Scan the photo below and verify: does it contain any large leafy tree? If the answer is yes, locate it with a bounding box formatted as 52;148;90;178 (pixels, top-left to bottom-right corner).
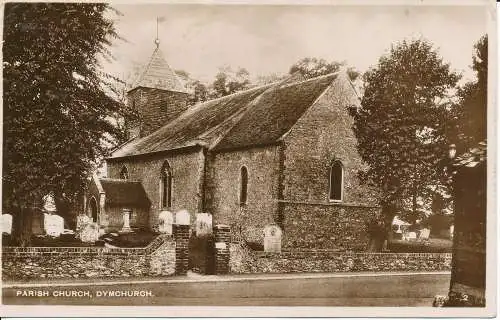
349;39;460;245
452;35;487;151
3;3;130;245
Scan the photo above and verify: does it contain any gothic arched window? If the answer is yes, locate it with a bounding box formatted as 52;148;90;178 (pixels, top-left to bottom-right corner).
161;161;172;208
240;166;248;206
329;161;343;202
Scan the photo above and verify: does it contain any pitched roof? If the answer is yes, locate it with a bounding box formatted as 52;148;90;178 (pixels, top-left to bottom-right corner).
453;141;487;169
100;179;151;207
130;47;187;93
110;72;340;158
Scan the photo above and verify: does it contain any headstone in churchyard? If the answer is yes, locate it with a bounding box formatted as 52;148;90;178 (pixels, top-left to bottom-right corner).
44;214;64;237
76;214;92;238
2;214;12;234
158;210;174;234
263;224;282;253
195;213;213;236
80;222;99;243
176;210;190;226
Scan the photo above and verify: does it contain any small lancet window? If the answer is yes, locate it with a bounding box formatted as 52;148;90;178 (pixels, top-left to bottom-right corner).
120;166;129;180
240;166;248;206
161;161;173;208
329;161;343;202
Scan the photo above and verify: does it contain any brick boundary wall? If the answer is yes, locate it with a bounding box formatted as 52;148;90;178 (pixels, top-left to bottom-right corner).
213;224;231;274
229;244;452;274
2;226;190;281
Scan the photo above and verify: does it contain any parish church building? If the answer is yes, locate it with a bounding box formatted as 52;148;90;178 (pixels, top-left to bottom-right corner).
87;42;379;251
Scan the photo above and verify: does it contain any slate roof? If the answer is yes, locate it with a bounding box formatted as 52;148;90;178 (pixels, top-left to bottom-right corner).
453;141;487;168
100;179;151;207
111;72;340;158
130;47;187;93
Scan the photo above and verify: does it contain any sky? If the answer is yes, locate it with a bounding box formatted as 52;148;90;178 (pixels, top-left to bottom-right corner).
103;3;489;84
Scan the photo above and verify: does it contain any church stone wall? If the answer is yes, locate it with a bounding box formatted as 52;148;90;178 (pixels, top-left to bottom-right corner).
107;149;204;229
280;75;379;250
206;145;280;245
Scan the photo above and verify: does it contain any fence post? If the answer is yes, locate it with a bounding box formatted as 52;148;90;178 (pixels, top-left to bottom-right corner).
213;224;231;274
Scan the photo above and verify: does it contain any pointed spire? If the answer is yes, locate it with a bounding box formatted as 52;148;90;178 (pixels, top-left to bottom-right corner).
130;46;187;93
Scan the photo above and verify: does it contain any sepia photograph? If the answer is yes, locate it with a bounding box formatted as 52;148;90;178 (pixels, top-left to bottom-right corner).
1;0;496;317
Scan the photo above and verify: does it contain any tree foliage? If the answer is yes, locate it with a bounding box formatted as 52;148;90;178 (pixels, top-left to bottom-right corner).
3;3;129;245
349;39;460;229
452;35;487;151
289;57;360;81
210;66;251;99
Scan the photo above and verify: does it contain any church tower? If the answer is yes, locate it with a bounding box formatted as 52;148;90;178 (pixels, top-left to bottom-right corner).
127;39;188;138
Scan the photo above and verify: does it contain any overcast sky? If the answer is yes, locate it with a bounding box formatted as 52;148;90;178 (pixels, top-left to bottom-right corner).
103;3;488;84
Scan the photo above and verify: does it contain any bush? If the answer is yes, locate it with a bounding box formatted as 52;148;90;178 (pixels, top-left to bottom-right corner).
388;238;452;253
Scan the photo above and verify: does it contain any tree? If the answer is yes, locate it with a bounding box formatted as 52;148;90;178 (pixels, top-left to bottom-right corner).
210;66;251;99
452;35;487;151
175;70;210;105
349;39;460;249
289;57;360;81
3;3;130;245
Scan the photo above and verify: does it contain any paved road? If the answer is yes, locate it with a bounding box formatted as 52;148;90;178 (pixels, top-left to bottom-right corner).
3;272;450;306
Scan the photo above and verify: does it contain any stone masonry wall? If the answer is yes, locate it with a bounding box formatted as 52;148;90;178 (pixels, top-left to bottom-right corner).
206;145;280;244
281;202;379;250
229;243;452;274
279;73;380;250
128;87;188;137
2;235;176;281
282;74;378;205
107;149;204;228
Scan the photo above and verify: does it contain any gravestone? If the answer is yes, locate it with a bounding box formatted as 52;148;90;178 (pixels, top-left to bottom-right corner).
158;210;174;234
76;214;92;237
44;214;64;237
176;210;190;226
2;214;12;234
80;222;99;243
263;224;282;253
195;213;213;236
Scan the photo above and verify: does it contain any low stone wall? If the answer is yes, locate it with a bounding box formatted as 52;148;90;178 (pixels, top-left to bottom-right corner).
230;243;452;274
280;201;380;251
2;235;177;281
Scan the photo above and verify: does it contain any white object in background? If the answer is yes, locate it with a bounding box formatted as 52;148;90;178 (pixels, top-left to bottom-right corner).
195;213;213;236
263;224;282;253
158;210;174;234
419;228;430;240
44;214;64;237
2;214;13;235
80;222;99;243
407;232;417;241
121;208;132;233
176;210;190;226
43;194;57;213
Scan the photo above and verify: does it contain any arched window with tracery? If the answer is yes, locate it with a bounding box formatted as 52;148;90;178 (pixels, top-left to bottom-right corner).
239;166;248;206
329;161;344;202
120;166;129;180
161;161;173;208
